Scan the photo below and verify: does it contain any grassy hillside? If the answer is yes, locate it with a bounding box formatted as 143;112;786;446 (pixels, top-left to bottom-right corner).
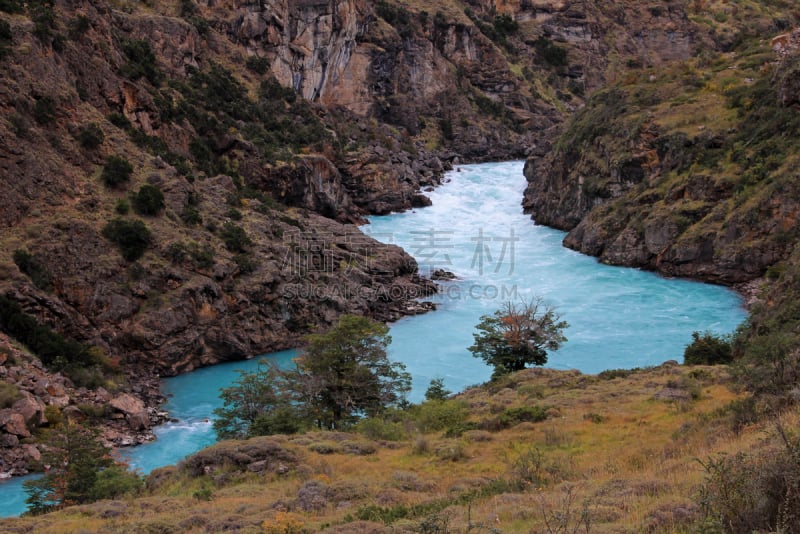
7;363;796;533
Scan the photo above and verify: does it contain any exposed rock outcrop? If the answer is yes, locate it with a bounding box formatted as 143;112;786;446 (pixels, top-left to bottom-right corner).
0;334;165;476
524;23;800;284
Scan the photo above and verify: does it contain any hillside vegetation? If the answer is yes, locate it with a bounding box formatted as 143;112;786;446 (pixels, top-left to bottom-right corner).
2;0;800;531
6;363;799;533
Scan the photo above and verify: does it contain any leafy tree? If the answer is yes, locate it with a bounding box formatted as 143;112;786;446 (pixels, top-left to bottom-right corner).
684;331;733;365
102;218;152;261
131;184;165;216
469;299;568;378
213;315;410;435
213;362;291;439
24;420;141;514
289;315;410;429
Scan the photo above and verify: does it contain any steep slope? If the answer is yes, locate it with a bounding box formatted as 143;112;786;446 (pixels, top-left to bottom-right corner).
523;2;800;284
0;0;708;467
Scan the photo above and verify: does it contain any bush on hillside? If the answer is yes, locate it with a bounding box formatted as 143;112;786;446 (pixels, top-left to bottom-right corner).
102;218;152;261
131;184;165;216
684;331;733;365
78;123;104;149
101;155;134;187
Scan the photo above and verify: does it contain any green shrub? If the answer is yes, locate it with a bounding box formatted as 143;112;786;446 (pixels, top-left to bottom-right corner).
439;117;453;140
245;56;270;75
188;242;214;269
481;406;549;432
697;431;800;532
583;412;604;423
181;205;202;226
193;487;213;501
114;198;130;215
410;400;468;433
0;0;24;13
434;441;467;462
29;0;56;43
443;421;479;438
355;417;407;441
101;155;133;188
0;295;93;371
499;406;548;426
165;242;186;264
120;39;162;85
13;249;52;291
0;19;11;59
77;123;104;149
535;37;568;67
684;331;733;365
67;15;90;40
233;253;257;274
89;465;143;501
107;112;131;129
102;218;152;261
33;96;57;124
598;367;641;380
131;184;165;216
308;441;340;454
493;13;518;37
509;445;548;485
249;406;306;436
219;222;252;253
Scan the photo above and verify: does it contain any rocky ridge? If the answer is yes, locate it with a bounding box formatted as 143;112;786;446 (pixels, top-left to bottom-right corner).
523;4;800;284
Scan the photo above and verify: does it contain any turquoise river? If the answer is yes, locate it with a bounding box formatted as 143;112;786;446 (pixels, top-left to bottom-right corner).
0;160;747;517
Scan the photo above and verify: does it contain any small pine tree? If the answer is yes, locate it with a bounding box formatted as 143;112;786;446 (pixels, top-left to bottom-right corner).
424;377;452;401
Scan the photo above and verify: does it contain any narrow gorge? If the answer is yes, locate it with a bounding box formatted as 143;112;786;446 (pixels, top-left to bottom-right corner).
2;0;800;530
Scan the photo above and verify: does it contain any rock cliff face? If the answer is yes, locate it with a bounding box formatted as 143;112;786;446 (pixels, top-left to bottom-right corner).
2;0;618;472
523;3;800;284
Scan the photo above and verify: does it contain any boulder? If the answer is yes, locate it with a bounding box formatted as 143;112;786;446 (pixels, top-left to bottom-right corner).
21;444;41;462
0;433;20;448
109;393;146;416
12;397;46;427
127;410;150;431
3;413;31;438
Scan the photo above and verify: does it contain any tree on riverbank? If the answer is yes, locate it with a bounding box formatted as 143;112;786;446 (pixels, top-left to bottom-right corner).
469;299;568;378
23;420;142;514
214;315;410;436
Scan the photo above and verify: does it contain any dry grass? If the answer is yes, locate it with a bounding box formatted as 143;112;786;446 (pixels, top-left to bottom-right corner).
2;363;785;533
